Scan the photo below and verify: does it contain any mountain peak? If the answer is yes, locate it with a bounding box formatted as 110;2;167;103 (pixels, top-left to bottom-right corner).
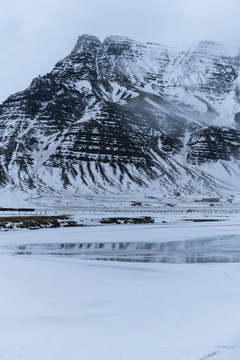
72;34;101;52
103;35;137;45
188;40;240;58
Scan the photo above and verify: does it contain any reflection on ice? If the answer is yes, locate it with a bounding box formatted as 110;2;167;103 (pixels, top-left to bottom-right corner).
2;234;240;263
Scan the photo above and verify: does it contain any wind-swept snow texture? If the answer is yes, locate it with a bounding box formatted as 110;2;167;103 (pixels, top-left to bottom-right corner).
1;35;240;197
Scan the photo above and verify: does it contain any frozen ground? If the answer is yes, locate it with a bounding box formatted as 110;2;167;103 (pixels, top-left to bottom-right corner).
0;215;240;359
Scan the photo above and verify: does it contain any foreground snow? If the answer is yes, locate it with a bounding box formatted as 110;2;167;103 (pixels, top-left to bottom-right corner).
1;222;240;359
0;256;240;360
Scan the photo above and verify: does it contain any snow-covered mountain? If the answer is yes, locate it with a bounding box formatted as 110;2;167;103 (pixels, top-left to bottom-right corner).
1;34;240;198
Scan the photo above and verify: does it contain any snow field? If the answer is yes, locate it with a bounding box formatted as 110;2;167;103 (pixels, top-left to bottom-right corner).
0;255;240;360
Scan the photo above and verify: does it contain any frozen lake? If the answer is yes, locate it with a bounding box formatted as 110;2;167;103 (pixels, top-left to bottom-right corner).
3;234;240;263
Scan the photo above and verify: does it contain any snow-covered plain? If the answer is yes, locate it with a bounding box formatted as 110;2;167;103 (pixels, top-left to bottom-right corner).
1;212;240;360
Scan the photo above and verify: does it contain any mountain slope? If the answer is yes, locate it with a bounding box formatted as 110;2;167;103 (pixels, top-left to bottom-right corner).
1;34;240;198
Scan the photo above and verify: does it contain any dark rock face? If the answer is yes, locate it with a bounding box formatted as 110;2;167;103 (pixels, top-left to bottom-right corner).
187;127;240;164
1;35;240;195
234;112;240;125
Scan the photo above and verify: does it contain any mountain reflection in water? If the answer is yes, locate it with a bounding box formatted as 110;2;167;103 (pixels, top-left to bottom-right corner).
2;235;240;264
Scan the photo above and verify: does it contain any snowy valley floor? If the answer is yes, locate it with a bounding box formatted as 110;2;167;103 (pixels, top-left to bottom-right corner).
0;217;240;359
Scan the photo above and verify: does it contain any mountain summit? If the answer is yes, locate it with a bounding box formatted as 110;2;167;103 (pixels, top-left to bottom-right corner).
0;35;240;197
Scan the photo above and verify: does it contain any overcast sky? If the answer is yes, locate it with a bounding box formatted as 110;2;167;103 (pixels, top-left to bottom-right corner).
0;0;240;102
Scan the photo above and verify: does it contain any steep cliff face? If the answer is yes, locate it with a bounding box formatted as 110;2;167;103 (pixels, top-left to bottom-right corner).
1;34;240;197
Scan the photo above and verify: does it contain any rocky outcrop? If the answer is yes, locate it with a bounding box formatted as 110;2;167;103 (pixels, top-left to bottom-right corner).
187;127;240;164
